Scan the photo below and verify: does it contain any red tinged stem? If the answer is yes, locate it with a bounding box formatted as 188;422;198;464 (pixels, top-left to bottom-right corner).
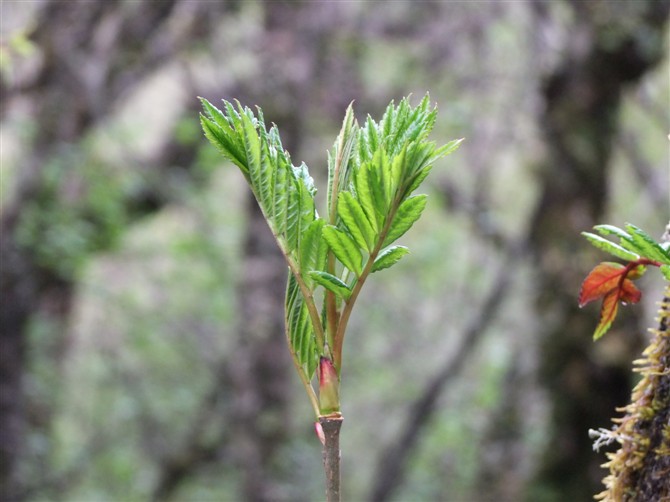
319;356;340;415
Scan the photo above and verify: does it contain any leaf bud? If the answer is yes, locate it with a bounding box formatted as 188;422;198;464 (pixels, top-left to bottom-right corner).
314;421;326;445
318;356;340;415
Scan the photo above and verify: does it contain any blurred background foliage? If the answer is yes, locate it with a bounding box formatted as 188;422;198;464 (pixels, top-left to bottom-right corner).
1;1;668;501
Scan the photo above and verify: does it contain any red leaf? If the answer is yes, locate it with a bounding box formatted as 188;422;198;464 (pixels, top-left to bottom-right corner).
594;290;619;340
620;279;641;305
579;262;626;307
579;261;646;340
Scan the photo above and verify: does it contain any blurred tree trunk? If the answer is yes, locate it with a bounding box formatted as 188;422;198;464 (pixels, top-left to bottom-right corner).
526;1;670;499
0;2;228;499
230;198;294;501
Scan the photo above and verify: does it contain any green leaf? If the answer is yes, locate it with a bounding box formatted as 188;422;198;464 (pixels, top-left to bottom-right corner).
389;143;408;197
285;273;319;379
661;264;670;281
300;219;327;285
381;99;396;143
385;95;436;157
360;116;379;163
283;170;316;253
592;224;647;260
271;158;289;235
338;192;376;251
284;180;302;251
323;225;363;276
383;194;428;247
327;103;358;218
434;138;464;157
199;101;248;174
240;108;272;210
200;99;317;260
594;224;634;246
353;163;381;231
625;224;670;264
404;164;433;198
368;151;390;217
582;232;640;261
309;271;352;300
371;246;410;273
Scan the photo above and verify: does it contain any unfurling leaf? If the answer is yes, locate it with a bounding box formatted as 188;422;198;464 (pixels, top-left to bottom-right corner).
579;262;626;307
579;261;643;340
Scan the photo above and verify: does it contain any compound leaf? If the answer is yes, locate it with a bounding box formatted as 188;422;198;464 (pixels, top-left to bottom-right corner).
625;224;670;264
582;232;639;261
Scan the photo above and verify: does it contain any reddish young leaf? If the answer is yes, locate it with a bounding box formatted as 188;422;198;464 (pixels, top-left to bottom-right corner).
579;261;646;340
579;262;626;307
594;290;620;340
619;279;641;305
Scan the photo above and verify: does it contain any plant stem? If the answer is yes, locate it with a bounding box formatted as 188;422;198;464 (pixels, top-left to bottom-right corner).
333;200;399;370
319;413;343;502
